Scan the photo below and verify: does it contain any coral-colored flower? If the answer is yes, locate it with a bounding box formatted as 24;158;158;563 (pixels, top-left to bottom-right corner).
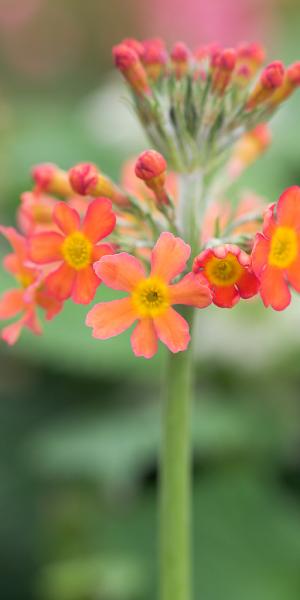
193;244;259;308
28;199;116;304
86;232;212;358
252;186;300;310
0;226;62;345
18;191;58;235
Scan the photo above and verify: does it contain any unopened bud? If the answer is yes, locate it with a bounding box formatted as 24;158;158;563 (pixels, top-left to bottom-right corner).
211;48;237;94
246;61;285;109
31;163;73;197
68;162;130;208
237;42;266;77
121;37;144;57
142;38;168;82
135;150;169;205
269;61;300;105
171;42;190;79
113;43;151;96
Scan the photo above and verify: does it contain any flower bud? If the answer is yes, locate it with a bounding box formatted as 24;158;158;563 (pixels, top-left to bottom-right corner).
211;48;237;94
135;150;169;205
269;61;300;105
246;61;285;109
237;42;265;77
112;43;151;96
68;162;130;207
31;163;73;197
121;37;144;57
171;42;190;79
142;38;168;82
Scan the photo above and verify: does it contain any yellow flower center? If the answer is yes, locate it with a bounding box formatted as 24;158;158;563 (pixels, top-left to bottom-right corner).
205;254;243;287
62;232;92;270
131;277;170;318
269;226;298;268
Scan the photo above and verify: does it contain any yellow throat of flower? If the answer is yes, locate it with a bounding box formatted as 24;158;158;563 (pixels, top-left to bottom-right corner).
131;276;170;318
269;226;298;269
62;232;92;270
205;254;243;287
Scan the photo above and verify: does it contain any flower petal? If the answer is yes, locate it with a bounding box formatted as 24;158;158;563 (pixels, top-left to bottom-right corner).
94;253;145;291
82;198;116;242
0;226;26;261
277;186;300;229
0;289;24;319
237;269;260;299
260;265;291;310
131;319;158;358
2;319;24;345
45;262;76;301
154;307;190;353
287;257;300;293
53;202;80;234
92;243;115;262
213;285;240;308
86;297;136;339
151;232;191;283
36;289;63;320
3;253;19;275
169;273;212;307
72;266;100;304
29;232;64;263
251;233;270;277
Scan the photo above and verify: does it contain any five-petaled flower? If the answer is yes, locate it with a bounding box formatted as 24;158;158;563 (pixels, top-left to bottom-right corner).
28;198;116;304
193;244;259;308
251;186;300;310
86;232;212;358
0;226;62;345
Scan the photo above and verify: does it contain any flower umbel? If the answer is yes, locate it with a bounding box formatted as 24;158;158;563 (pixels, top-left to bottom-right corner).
86;232;212;358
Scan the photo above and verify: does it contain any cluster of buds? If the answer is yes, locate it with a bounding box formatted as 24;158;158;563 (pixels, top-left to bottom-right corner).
1;38;300;358
113;37;300;173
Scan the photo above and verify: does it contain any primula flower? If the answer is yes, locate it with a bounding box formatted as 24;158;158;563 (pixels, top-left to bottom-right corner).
193;244;259;308
252;186;300;310
0;226;62;345
86;232;212;358
28;198;116;304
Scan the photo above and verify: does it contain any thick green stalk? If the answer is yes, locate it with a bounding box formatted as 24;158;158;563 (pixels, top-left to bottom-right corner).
160;309;194;600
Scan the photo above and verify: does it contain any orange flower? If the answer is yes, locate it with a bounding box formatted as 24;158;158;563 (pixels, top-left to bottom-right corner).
86;232;212;358
193;244;259;308
28;199;116;304
0;226;62;345
252;186;300;310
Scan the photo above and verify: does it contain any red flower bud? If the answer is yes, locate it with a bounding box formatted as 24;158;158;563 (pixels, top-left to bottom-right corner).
142;38;168;81
287;61;300;85
69;162;130;207
121;37;144;58
268;61;300;106
211;48;237;94
171;42;190;78
113;43;151;96
237;42;265;68
31;163;72;197
247;61;285;109
135;150;169;205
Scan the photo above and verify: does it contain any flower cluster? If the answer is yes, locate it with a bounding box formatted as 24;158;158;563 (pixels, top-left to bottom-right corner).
1;38;300;357
113;38;300;172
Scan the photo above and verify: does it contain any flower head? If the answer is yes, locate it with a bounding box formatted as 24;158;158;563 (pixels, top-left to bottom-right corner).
193;244;259;308
0;226;62;344
252;186;300;310
86;232;212;358
28;198;116;304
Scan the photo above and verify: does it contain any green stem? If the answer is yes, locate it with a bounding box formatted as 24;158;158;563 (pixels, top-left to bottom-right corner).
160;316;194;600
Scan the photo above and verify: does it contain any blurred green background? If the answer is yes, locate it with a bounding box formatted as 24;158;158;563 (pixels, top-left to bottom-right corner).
1;1;300;599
